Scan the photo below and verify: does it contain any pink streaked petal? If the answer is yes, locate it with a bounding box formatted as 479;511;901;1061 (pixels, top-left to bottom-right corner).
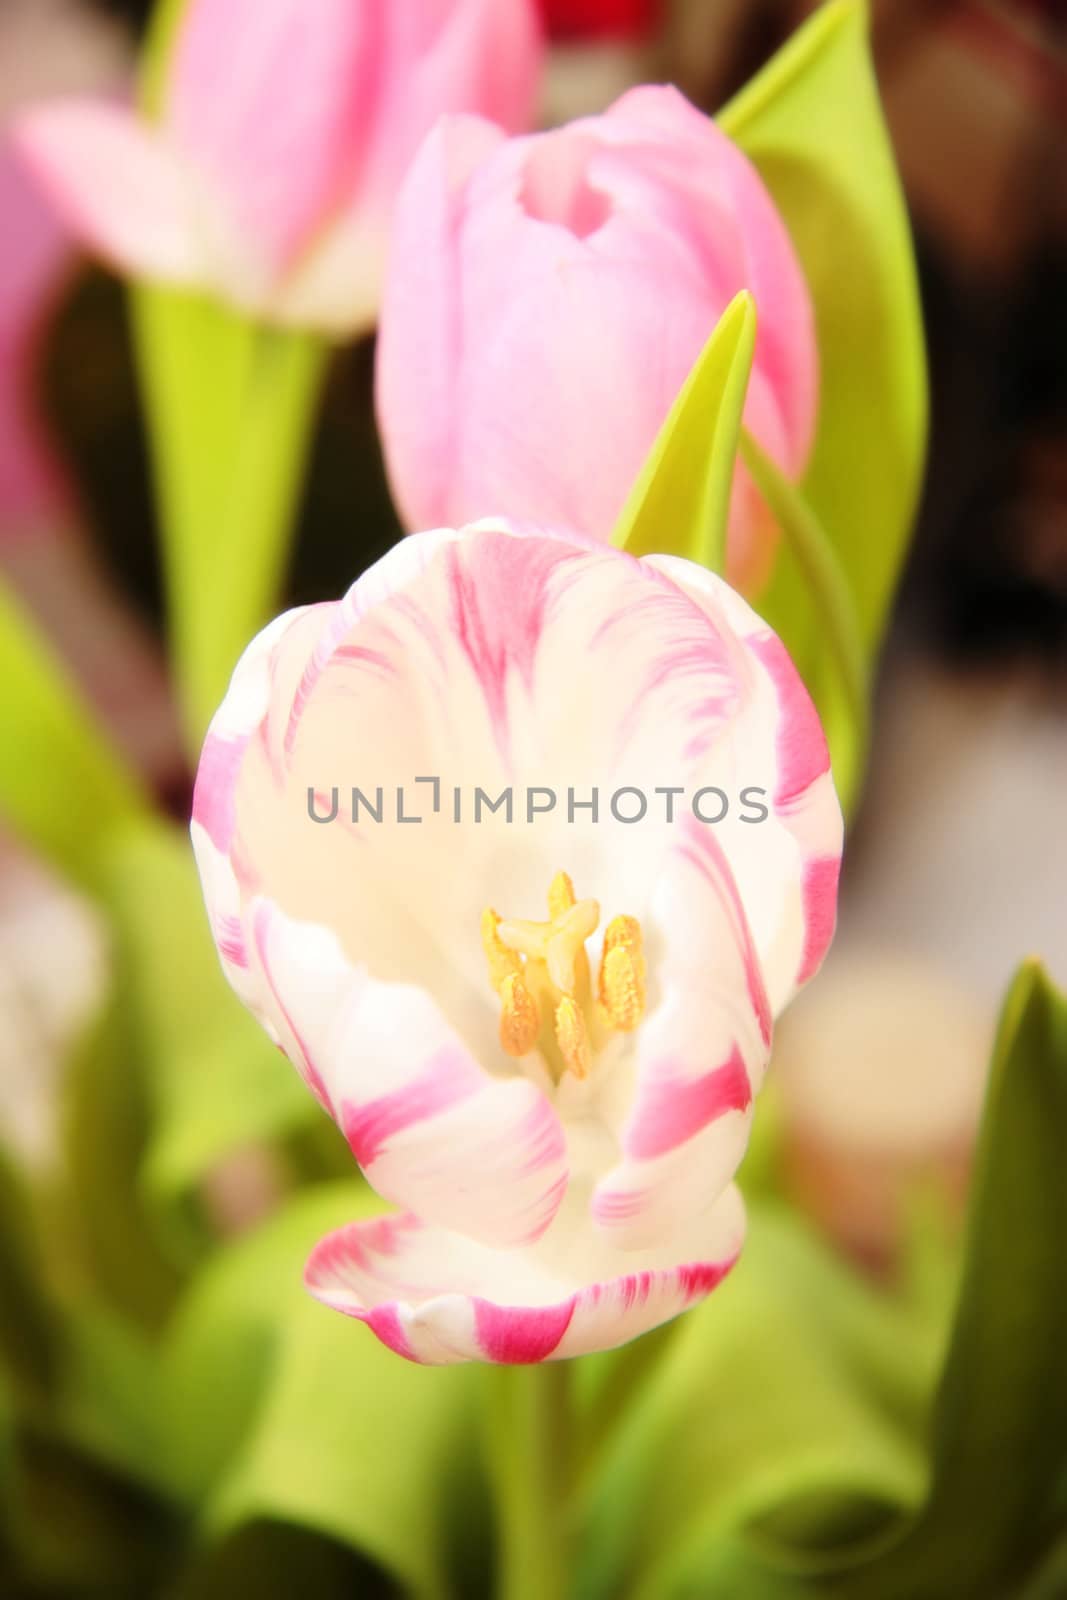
14;101;205;285
747;631;831;810
168;0;375;274
797;853;842;986
626;1045;752;1162
192;605;316;854
640;554;843;1012
593;820;766;1250
304;1188;745;1365
251;901;568;1249
189;823;278;1046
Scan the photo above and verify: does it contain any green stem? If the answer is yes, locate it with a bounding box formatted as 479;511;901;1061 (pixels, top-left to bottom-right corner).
488;1362;573;1600
132;284;328;754
740;428;871;810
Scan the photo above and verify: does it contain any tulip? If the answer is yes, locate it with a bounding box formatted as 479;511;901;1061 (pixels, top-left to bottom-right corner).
377;87;817;590
192;522;841;1363
14;0;544;335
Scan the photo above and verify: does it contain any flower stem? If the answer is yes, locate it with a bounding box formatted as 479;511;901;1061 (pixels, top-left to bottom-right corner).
487;1362;572;1600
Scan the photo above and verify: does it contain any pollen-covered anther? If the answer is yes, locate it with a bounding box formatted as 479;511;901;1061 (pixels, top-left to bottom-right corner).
555;995;591;1080
481;907;522;994
547;870;577;918
598;915;647;1031
499;972;540;1057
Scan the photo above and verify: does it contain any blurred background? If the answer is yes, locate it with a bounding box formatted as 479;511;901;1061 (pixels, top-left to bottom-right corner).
2;0;1063;1259
0;2;1064;1594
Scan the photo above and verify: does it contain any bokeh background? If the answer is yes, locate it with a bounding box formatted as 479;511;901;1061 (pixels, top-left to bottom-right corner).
0;0;1064;1588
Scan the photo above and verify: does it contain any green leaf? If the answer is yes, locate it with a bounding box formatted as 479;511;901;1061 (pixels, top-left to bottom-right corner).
0;579;147;892
739;430;869;811
848;963;1067;1598
161;1184;483;1600
613;292;755;571
578;1206;934;1600
0;1151;58;1399
95;820;316;1232
173;1520;400;1600
61;993;182;1328
720;0;927;695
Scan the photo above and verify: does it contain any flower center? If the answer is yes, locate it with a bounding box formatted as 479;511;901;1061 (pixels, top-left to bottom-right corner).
481;871;646;1080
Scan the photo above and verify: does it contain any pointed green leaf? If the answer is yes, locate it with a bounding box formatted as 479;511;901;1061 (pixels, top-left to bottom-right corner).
162;1185;483;1600
721;0;927;667
848;963;1067;1598
613;292;755;571
0;580;147;891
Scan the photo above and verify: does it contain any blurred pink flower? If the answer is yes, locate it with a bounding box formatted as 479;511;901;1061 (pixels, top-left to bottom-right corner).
377;87;817;591
14;0;544;334
191;521;841;1363
0;135;72;536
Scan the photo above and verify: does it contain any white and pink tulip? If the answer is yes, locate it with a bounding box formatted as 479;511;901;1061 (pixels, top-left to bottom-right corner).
14;0;544;335
191;521;842;1364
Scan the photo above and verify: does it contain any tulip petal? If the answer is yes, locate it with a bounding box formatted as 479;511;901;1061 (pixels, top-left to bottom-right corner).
249;899;568;1250
13;101;205;286
305;1185;745;1364
167;0;374;274
592;817;768;1249
644;554;843;1011
376;116;510;528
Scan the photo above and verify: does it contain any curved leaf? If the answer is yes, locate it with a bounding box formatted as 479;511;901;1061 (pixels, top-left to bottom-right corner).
161;1184;483;1600
721;0;927;687
613;292;755;571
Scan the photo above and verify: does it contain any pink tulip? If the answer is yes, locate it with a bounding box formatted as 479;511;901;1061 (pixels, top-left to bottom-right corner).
377;87;817;590
192;521;841;1363
14;0;544;334
0;134;72;535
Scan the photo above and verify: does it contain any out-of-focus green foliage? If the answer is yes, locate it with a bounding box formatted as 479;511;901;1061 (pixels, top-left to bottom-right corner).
0;579;148;893
613;292;755;571
96;820;316;1234
576;1205;942;1600
0;1153;58;1400
159;1184;484;1600
722;0;927;673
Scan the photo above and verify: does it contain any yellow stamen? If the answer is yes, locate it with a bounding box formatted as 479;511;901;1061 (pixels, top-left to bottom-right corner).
499;972;540;1057
481;907;521;994
483;875;647;1075
555;996;591;1080
547;870;576;918
598;915;646;1031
